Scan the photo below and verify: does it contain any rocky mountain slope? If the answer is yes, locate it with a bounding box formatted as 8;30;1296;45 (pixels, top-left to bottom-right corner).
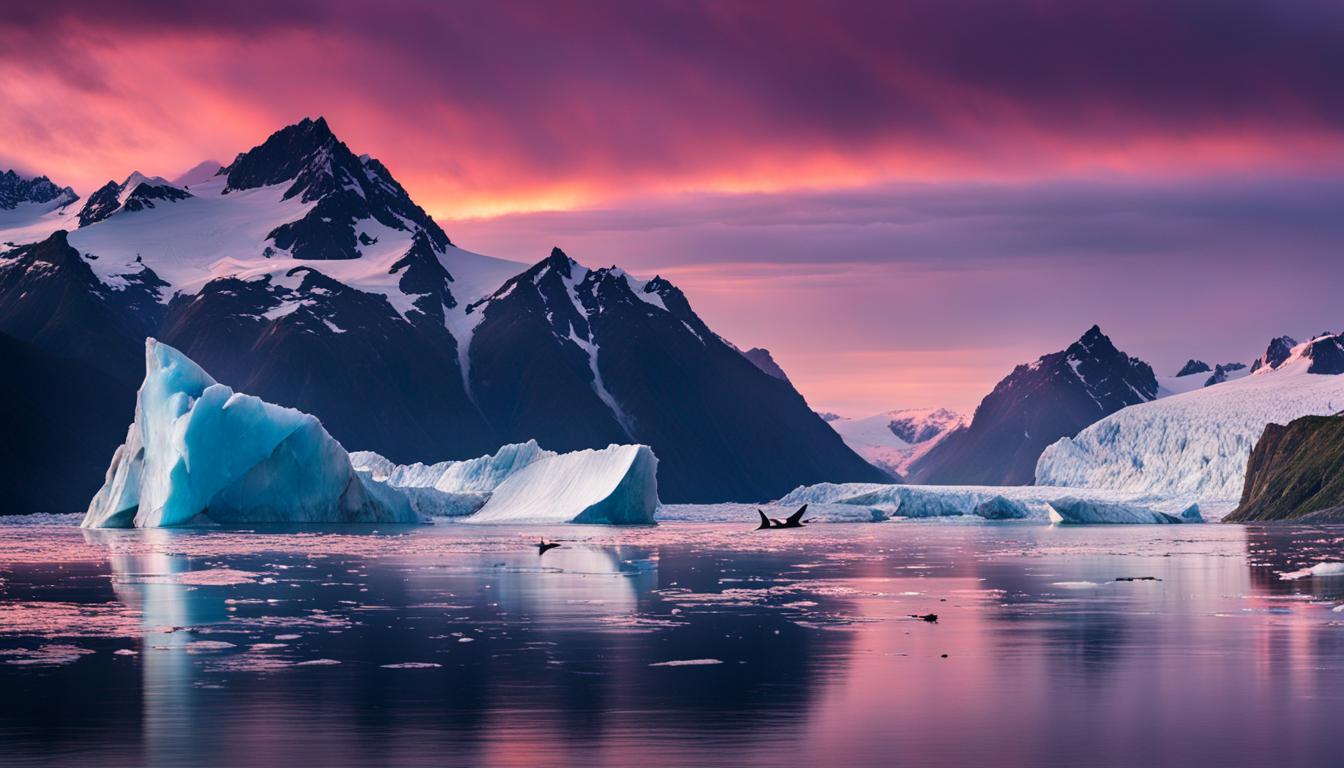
1224;414;1344;522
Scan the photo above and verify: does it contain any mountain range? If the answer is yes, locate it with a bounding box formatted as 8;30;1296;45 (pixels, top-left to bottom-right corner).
0;117;883;511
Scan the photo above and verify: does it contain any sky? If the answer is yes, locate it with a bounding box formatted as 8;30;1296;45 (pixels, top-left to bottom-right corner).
2;0;1342;414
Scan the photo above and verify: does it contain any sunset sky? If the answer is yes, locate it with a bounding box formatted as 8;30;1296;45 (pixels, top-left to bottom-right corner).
3;0;1342;414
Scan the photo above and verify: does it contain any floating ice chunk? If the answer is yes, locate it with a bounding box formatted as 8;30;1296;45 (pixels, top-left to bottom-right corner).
1045;498;1202;525
463;444;659;525
1284;562;1344;580
82;339;417;528
776;482;1201;524
649;658;723;667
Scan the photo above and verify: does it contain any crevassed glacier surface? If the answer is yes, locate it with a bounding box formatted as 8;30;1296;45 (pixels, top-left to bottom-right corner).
774;483;1204;524
83;339;415;528
1036;341;1344;504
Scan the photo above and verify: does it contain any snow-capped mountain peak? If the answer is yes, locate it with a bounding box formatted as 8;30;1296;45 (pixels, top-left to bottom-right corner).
0;171;80;246
1;119;884;506
77;172;191;227
1250;335;1298;373
828;407;967;478
0;170;78;210
171;160;224;188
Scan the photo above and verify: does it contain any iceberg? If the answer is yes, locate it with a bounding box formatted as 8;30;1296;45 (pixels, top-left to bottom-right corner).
351;441;659;524
350;441;556;518
81;340;660;528
774;482;1203;524
464;444;659;525
83;339;416;528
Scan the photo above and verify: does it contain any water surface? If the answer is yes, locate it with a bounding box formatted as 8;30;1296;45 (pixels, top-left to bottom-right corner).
3;520;1344;767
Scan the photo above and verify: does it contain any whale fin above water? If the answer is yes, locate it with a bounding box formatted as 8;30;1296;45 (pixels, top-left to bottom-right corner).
781;504;808;528
756;509;773;530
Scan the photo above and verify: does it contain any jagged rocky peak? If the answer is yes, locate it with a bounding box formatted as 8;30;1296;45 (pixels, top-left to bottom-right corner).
1251;335;1299;373
1057;325;1158;401
77;171;190;227
221;116;344;197
0;169;78;210
1176;359;1211;377
219;116;449;260
906;325;1155;486
743;348;790;382
1302;332;1344;375
1203;362;1247;387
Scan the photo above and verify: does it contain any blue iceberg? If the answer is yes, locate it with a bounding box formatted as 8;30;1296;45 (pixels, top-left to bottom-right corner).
82;339;415;528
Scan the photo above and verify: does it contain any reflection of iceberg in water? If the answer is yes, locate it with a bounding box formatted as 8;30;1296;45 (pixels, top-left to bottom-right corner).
85;529;228;765
485;545;658;621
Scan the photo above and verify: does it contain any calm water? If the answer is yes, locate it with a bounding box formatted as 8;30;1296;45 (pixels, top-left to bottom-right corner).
4;520;1344;767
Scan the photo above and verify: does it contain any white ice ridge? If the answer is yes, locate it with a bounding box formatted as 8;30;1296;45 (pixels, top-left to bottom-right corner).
464;444;659;525
774;483;1203;524
350;441;557;518
1036;338;1344;504
83;339;415;528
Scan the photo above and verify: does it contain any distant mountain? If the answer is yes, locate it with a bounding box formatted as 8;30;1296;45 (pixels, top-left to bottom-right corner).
1250;335;1297;372
463;248;882;501
172;160;223;188
1204;362;1247;386
829;407;965;478
907;325;1157;485
1225;414;1344;522
0;170;79;248
0;117;882;509
1176;359;1210;377
0;170;77;210
743;347;790;382
78;172;191;226
1038;333;1344;507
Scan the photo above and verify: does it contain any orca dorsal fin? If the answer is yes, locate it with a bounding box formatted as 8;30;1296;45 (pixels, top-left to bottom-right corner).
756;509;773;530
785;504;808;526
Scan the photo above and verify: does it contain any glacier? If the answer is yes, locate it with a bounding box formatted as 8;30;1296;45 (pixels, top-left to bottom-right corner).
1036;336;1344;509
772;483;1203;524
83;339;416;528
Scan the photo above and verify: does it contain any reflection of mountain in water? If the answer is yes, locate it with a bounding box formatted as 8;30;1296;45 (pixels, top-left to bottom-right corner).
60;533;852;766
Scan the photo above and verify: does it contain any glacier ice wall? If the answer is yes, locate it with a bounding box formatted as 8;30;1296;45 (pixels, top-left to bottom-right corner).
464;444;659;525
83;339;416;528
1036;352;1344;503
